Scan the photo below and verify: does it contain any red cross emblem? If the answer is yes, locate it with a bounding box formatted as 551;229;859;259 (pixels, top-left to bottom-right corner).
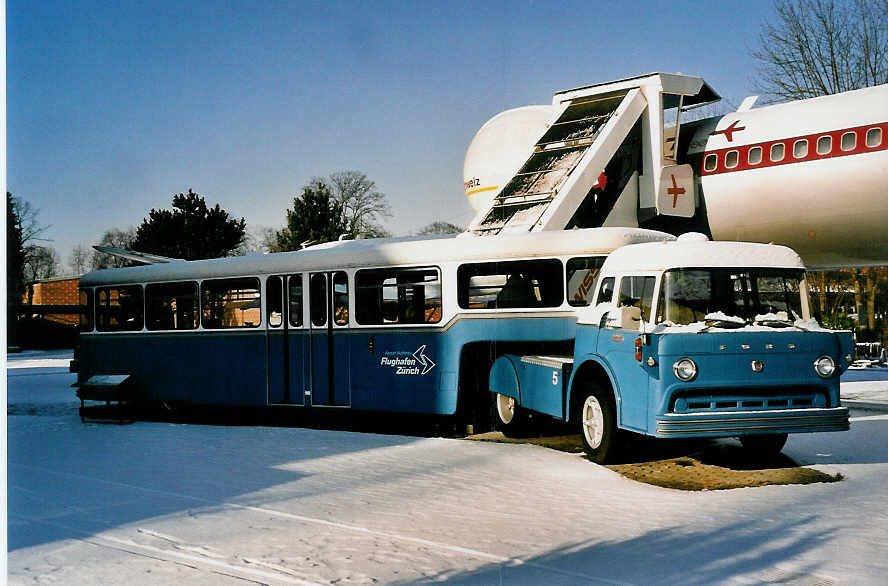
667;175;685;208
711;120;746;142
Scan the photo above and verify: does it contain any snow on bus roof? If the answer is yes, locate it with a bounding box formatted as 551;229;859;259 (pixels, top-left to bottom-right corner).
601;234;805;273
80;227;674;287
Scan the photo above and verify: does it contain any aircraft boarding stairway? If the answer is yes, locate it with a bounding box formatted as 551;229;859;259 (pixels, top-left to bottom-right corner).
467;73;720;236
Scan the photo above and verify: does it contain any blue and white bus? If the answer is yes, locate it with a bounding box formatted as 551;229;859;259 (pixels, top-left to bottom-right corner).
73;227;672;426
489;234;853;462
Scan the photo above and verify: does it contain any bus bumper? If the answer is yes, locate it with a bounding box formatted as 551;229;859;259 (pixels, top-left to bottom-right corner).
655;406;850;437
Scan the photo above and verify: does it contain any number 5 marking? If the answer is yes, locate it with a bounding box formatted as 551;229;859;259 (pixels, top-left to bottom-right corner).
552;370;559;386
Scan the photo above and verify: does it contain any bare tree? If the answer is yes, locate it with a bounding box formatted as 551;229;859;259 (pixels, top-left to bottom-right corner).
234;225;277;255
752;0;888;101
90;227;137;269
23;246;61;303
24;245;60;281
69;244;91;274
754;0;888;344
416;221;464;235
13;195;49;245
327;171;392;238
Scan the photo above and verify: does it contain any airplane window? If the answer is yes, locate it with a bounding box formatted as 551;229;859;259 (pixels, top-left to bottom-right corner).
748;146;762;165
793;139;808;159
770;143;785;162
816;136;831;155
841;132;856;151
725;150;739;168
866;128;882;148
703;154;717;172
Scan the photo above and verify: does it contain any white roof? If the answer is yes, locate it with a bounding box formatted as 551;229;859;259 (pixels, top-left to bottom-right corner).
80;227;674;287
601;235;805;273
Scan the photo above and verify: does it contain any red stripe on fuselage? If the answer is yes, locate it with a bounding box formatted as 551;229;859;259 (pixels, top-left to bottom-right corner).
698;122;888;176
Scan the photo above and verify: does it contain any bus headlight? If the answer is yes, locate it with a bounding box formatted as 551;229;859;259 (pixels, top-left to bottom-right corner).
814;355;836;378
673;358;698;382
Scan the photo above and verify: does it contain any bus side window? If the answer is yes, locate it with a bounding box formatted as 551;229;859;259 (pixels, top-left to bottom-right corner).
146;281;199;330
310;273;327;327
201;278;261;329
567;256;605;307
457;259;563;309
333;271;349;326
618;276;656;321
96;285;144;332
355;267;442;325
267;276;283;327
595;277;615;305
288;275;303;327
79;288;94;332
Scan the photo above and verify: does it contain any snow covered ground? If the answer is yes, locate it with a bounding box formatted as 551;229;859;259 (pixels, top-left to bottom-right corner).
7;351;888;585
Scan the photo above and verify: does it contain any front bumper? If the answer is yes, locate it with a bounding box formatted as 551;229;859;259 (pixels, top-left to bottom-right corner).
655;406;850;437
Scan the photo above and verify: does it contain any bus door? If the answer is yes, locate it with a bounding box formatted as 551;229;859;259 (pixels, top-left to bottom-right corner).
597;275;656;432
266;274;307;405
308;271;351;406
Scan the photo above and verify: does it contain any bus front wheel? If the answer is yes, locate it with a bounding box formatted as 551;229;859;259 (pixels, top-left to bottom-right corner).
576;384;618;464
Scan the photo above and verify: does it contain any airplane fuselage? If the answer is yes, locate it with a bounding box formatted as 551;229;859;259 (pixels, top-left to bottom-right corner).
681;84;888;268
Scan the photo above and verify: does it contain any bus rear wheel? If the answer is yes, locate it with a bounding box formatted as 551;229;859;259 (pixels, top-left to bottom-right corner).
576;384;618;464
494;393;529;437
739;433;788;457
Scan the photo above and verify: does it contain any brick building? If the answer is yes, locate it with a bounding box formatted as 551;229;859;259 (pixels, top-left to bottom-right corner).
24;275;82;325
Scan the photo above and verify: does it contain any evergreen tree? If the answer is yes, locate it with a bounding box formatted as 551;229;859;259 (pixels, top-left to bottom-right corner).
131;189;246;260
272;180;349;251
7;193;26;306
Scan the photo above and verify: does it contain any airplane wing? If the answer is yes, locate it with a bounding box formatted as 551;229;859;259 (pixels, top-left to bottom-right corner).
91;246;184;264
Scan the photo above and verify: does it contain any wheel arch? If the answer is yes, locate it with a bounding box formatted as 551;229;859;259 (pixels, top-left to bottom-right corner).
489;354;521;404
566;357;620;425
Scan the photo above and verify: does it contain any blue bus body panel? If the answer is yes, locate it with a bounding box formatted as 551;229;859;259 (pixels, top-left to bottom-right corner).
489;355;566;419
588;326;650;432
565;325;851;439
267;330;308;405
310;332;330;405
79;332;269;406
349;330;445;413
517;362;565;418
488;355;521;402
650;330;849;437
78;315;576;416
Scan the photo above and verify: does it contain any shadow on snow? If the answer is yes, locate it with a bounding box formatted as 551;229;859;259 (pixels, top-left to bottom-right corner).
392;517;835;586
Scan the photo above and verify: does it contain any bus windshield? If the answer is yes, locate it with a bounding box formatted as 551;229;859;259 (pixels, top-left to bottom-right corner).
656;268;808;327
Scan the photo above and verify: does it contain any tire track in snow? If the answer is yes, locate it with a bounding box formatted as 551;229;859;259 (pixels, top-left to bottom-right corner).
9;512;321;585
10;461;630;585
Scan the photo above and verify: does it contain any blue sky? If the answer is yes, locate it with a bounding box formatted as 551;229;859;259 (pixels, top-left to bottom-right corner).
7;0;776;268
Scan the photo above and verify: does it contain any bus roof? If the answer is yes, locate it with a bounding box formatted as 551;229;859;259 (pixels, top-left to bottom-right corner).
601;234;805;274
80;227;674;287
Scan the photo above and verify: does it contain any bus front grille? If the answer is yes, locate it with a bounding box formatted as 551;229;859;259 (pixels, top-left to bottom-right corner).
669;386;830;414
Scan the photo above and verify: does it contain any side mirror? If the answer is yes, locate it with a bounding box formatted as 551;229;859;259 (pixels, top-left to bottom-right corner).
584;302;616;328
607;305;642;329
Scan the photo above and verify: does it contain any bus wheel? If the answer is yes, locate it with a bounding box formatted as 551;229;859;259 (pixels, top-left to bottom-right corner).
494;393;529;437
739;433;788;457
577;385;617;464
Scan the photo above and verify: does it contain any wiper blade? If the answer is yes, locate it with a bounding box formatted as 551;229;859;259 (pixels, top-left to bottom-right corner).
754;318;793;328
705;318;746;329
